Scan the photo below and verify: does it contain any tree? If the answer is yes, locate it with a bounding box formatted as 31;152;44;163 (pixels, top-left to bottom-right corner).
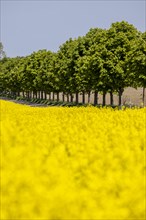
105;21;141;106
126;32;146;104
0;57;9;93
56;38;80;103
0;42;6;59
29;50;56;99
75;28;107;105
0;56;23;96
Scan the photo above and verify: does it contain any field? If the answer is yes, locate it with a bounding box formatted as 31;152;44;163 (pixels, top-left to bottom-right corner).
1;100;145;219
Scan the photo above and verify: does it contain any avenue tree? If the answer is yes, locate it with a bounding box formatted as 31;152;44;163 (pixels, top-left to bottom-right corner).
0;21;145;106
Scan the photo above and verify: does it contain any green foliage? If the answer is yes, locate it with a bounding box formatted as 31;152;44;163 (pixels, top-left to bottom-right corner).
0;21;145;106
126;32;146;88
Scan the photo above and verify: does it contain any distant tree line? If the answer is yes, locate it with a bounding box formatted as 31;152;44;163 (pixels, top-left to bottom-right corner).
0;21;146;105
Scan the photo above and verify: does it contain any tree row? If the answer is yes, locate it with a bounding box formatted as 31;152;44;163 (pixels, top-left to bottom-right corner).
0;21;146;106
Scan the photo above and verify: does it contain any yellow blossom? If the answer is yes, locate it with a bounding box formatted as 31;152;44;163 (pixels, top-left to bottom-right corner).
1;100;145;219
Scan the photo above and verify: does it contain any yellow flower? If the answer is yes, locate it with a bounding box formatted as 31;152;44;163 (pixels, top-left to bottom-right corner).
1;100;145;219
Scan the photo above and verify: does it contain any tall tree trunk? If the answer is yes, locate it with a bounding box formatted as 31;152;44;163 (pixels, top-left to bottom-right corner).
48;93;51;100
142;87;145;106
94;91;98;105
11;91;15;97
118;88;124;107
41;91;43;99
119;93;122;107
70;94;74;102
76;92;79;104
62;92;65;102
26;91;29;99
38;91;40;99
102;92;106;106
44;92;47;100
57;92;59;102
110;91;114;106
13;91;16;98
67;94;69;102
82;91;85;104
22;91;25;98
30;91;32;99
52;92;55;101
88;91;91;104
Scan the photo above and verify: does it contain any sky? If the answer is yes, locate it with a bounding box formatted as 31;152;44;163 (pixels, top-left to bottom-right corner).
0;0;146;58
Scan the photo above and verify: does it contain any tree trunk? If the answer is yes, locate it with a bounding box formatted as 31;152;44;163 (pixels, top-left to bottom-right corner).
67;94;69;102
88;91;91;104
13;91;15;97
142;87;145;106
52;92;55;101
22;91;25;98
102;92;106;106
82;91;85;104
76;92;79;104
30;91;32;99
44;92;47;100
38;91;40;99
40;91;43;99
119;93;122;107
118;88;124;107
70;94;74;102
110;91;114;106
48;93;50;100
57;92;59;102
62;92;65;102
94;91;98;105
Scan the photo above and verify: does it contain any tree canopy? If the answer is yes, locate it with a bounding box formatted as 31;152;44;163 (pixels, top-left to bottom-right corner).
0;21;145;105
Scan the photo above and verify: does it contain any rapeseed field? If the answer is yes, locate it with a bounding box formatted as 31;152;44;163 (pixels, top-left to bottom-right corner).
1;100;145;219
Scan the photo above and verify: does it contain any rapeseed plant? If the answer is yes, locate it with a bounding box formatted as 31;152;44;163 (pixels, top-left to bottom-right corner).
1;100;145;219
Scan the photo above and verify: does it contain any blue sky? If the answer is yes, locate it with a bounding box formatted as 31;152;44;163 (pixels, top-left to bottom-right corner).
1;0;145;58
